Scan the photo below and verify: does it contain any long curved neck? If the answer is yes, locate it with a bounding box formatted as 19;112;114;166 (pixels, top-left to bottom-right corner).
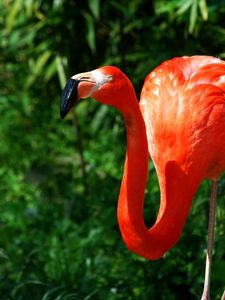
118;98;203;260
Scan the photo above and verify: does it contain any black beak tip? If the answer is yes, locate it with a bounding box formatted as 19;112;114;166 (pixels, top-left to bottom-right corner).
60;98;69;119
60;78;80;120
60;110;66;119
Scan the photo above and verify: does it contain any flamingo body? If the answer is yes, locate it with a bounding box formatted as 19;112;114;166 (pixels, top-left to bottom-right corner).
117;56;225;260
60;55;225;260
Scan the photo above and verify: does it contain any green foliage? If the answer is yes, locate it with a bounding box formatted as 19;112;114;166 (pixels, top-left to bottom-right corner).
0;0;225;299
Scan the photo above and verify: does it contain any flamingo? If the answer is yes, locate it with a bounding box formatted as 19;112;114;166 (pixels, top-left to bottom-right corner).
60;56;225;300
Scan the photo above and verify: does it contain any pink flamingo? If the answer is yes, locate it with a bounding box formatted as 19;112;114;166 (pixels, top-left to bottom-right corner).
60;56;225;300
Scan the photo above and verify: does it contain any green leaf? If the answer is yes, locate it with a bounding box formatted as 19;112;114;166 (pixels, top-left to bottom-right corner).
88;0;100;20
199;0;208;20
21;94;31;116
189;0;198;33
34;51;52;75
56;55;67;89
84;13;96;54
6;0;22;32
44;58;57;81
176;0;192;16
90;105;110;133
25;51;52;87
154;0;178;14
53;0;64;9
25;0;34;17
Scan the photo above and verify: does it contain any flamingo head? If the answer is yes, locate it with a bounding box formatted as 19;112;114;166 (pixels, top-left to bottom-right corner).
60;66;134;119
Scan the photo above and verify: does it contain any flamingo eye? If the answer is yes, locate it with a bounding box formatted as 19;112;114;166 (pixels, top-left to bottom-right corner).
106;75;113;81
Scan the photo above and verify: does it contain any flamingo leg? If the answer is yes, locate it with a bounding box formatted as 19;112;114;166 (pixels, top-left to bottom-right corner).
221;290;225;300
201;180;218;300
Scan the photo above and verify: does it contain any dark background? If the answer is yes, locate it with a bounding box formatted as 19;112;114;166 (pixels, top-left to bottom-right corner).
0;0;225;299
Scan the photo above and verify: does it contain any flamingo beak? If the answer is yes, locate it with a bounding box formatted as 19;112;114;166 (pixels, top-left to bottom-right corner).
60;78;80;119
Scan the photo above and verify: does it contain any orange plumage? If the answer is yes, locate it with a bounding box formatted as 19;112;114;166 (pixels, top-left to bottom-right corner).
61;55;225;299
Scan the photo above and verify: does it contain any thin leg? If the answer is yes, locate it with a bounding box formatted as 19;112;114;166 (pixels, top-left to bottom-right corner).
221;290;225;300
201;180;218;300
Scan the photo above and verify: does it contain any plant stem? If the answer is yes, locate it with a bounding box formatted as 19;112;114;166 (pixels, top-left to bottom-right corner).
72;109;87;193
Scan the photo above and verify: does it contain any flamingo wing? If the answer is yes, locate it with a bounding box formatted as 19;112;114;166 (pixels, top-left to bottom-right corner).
140;55;225;180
